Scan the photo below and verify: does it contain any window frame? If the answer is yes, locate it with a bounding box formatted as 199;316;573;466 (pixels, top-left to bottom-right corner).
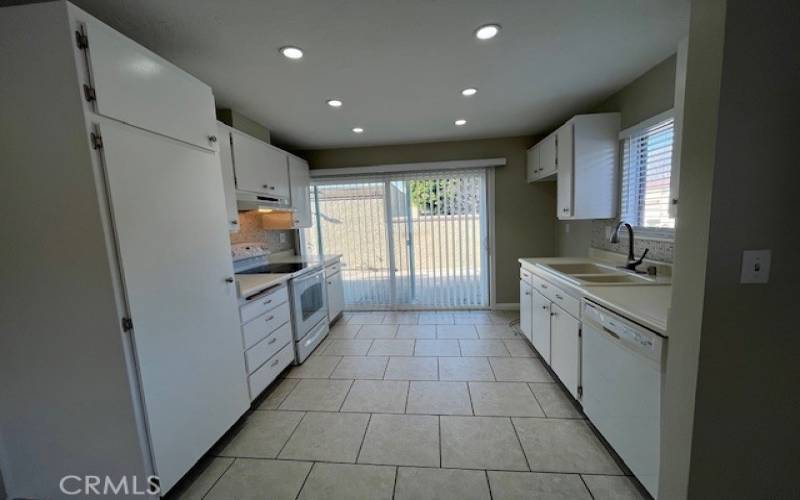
618;109;676;239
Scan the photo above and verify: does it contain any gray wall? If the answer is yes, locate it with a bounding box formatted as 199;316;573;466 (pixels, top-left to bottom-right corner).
556;54;677;258
683;0;799;497
217;108;271;143
659;0;727;496
299;136;557;304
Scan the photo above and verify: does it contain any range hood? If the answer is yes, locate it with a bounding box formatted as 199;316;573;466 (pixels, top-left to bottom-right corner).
236;190;293;212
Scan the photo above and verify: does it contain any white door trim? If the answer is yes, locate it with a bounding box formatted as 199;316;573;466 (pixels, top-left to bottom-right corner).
487;168;497;309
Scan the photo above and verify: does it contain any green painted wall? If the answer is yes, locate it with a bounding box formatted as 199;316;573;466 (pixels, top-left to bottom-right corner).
217;108;271;143
299;136;556;305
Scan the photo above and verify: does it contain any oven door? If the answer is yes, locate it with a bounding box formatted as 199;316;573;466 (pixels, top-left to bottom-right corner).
291;269;328;339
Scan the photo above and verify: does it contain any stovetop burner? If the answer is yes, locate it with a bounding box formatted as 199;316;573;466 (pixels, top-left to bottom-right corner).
236;262;308;275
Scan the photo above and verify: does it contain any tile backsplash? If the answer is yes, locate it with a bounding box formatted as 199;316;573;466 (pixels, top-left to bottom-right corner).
590;220;674;263
230;210;295;257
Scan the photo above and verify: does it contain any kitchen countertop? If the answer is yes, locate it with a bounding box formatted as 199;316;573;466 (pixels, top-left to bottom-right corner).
519;257;671;336
235;254;342;298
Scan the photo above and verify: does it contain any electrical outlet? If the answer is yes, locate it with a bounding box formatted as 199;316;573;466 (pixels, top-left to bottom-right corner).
565;223;570;234
605;226;613;240
279;232;287;244
740;249;771;284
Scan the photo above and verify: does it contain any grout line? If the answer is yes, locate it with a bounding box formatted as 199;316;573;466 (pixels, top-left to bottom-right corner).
198;456;237;500
354;413;373;464
337;379;356;412
466;381;475;416
525;382;547;417
509;417;532;472
275;411;307;459
579;474;596;500
438;416;442;468
391;465;399;500
293;462;316;500
485;469;494;500
210;454;628;476
403;380;411;413
487;356;498;382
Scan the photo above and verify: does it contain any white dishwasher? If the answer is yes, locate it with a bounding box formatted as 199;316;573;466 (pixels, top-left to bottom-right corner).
581;300;665;498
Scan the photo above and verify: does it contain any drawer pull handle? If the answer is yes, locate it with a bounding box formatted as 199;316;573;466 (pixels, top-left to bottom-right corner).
267;337;277;345
263;299;272;305
555;294;564;300
265;315;275;322
270;358;280;367
541;284;548;289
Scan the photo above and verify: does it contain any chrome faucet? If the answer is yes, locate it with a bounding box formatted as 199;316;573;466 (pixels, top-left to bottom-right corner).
610;221;649;272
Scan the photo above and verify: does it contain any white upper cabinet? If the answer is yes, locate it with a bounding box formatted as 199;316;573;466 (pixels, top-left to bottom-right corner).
69;5;217;150
217;124;239;232
526;113;619;219
230;131;290;199
538;133;558;178
526;133;557;182
288;155;312;228
556;121;575;218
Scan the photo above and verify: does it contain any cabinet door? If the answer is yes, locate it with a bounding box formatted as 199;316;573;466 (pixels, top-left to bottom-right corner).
550;304;581;398
231;132;290;198
531;291;552;363
539;133;558;177
327;271;344;321
73;7;217;151
289;155;312;228
525;145;540;182
519;280;533;340
97;118;249;492
556;122;574;219
217;126;239;232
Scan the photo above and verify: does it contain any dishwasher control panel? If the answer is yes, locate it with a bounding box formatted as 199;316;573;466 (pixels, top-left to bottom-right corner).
582;300;664;362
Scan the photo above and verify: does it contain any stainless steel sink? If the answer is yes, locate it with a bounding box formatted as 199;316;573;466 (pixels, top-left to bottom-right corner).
544;263;618;275
573;273;654;284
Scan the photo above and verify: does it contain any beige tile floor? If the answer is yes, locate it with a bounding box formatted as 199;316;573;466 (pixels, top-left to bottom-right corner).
169;310;647;500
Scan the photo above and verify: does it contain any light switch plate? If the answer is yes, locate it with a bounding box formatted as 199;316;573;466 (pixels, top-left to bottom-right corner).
740;249;771;284
279;232;287;243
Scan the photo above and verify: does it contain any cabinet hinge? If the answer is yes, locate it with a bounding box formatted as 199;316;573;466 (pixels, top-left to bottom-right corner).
121;317;134;332
577;386;583;397
578;327;582;338
90;132;103;150
83;84;97;102
75;29;89;50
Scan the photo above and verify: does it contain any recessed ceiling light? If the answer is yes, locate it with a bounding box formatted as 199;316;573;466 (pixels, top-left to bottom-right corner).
352;127;364;134
327;99;343;108
454;119;467;126
475;24;501;40
280;46;304;60
461;87;478;97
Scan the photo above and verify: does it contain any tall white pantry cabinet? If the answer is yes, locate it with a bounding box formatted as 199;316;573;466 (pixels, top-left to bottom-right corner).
0;2;250;498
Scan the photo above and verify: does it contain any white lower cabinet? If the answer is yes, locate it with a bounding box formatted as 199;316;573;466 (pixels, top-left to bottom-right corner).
550;303;581;399
519;280;533;341
531;290;552;364
326;264;345;322
519;267;581;398
238;284;294;401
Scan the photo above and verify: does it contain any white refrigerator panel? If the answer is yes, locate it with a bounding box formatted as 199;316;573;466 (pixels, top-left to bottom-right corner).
98;118;249;492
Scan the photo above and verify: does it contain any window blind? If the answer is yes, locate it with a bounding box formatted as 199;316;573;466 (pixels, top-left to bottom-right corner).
303;169;489;309
620;117;675;229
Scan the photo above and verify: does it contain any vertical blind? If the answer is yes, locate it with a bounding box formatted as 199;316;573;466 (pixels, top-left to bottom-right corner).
304;169;489;309
620;117;676;229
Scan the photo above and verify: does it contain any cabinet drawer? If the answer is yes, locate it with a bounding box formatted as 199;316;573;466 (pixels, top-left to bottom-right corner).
245;321;293;374
520;268;533;283
533;276;580;318
240;285;289;324
248;343;294;400
242;301;291;349
325;261;341;277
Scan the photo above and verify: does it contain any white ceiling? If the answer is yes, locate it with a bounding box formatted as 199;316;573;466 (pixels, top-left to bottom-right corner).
71;0;690;149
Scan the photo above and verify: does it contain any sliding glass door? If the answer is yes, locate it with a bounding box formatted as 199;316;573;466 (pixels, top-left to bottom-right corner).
304;169;489;309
